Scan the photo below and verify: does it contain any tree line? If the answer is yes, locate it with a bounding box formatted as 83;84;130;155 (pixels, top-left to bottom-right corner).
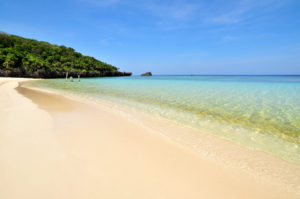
0;32;131;78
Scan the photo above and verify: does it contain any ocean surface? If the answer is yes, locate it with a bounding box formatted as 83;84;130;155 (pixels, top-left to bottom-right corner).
27;75;300;163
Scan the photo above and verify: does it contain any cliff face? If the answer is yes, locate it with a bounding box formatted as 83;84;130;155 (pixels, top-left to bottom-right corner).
0;32;131;78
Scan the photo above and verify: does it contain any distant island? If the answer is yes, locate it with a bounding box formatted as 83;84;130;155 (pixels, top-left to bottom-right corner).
0;32;131;78
141;72;152;76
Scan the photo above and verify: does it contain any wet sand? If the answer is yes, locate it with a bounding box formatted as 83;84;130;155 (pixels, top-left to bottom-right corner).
0;78;299;199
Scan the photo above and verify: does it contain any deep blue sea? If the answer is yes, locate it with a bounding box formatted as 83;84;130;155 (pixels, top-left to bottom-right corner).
28;75;300;163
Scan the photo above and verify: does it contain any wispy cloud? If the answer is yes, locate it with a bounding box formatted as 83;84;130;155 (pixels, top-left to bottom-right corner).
78;0;122;7
144;1;200;21
78;0;289;28
221;35;240;42
98;38;111;46
205;0;288;24
79;0;200;20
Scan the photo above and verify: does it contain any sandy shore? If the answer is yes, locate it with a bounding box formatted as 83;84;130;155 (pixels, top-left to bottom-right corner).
0;78;299;199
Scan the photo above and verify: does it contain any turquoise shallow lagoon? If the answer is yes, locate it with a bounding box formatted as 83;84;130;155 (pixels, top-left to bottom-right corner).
28;75;300;163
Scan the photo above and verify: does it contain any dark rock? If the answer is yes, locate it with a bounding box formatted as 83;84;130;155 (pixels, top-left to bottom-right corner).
141;72;152;76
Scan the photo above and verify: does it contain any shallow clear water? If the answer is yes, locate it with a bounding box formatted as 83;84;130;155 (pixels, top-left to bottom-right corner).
28;76;300;163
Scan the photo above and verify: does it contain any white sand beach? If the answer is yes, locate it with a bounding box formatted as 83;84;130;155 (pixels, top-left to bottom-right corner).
0;77;299;199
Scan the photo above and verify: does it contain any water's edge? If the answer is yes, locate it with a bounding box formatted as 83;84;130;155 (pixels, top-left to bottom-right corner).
24;76;300;163
19;80;300;194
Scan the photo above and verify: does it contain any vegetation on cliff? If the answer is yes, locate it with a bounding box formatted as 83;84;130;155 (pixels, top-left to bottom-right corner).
0;32;131;78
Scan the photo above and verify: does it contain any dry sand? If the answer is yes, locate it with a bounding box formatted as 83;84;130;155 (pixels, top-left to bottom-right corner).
0;77;299;199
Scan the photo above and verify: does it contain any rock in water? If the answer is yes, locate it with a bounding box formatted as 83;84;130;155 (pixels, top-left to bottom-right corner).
141;72;152;76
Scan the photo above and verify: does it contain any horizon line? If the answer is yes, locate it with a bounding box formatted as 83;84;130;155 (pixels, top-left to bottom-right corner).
131;74;300;76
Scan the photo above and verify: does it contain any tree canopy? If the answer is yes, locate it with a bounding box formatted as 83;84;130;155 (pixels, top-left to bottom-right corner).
0;32;131;78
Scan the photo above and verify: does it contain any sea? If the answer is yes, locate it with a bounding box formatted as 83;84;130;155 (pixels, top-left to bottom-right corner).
26;75;300;163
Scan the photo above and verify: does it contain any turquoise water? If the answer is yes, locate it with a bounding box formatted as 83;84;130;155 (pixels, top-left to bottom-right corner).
27;76;300;163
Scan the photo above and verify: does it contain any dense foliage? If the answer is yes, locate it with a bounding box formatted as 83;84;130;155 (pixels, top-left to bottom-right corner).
0;32;131;78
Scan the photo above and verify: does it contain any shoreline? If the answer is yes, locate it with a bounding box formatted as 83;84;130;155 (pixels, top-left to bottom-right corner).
1;77;299;198
20;80;300;187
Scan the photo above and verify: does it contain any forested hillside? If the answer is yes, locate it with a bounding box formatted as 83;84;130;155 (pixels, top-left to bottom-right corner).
0;32;131;78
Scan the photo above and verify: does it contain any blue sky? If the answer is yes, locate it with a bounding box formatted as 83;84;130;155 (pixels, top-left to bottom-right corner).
1;0;300;75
